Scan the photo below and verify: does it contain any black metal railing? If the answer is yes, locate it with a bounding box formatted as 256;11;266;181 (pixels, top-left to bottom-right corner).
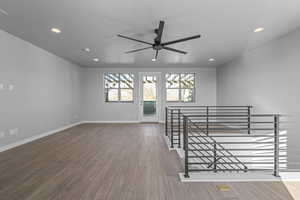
165;106;286;178
165;106;252;148
182;113;286;178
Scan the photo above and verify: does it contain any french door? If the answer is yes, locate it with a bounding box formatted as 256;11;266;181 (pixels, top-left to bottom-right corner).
139;72;161;122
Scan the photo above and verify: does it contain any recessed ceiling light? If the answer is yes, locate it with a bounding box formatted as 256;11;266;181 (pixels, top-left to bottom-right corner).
0;8;8;16
209;58;215;62
93;58;99;62
254;27;264;33
152;58;156;62
51;28;61;33
83;48;91;52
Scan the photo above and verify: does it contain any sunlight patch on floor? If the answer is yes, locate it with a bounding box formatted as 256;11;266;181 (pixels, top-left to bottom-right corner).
283;182;300;200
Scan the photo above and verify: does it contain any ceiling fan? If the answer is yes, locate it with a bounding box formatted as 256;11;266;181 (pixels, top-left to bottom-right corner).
117;21;201;61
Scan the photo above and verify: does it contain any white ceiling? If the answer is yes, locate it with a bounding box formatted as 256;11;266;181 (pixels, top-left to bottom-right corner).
1;0;300;68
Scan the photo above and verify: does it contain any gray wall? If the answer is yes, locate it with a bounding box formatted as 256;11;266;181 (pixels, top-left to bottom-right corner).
81;67;216;122
217;27;300;169
0;30;82;148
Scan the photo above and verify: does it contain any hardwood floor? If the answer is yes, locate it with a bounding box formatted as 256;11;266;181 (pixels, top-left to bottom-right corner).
0;123;298;200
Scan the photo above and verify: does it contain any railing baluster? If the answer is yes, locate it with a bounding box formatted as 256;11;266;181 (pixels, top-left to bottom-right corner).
248;106;251;134
213;141;217;172
206;106;209;134
274;115;280;177
165;107;168;136
183;115;189;178
171;109;174;148
178;109;181;148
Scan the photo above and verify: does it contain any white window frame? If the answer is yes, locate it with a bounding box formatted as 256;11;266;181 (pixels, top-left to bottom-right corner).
104;73;134;103
166;73;196;103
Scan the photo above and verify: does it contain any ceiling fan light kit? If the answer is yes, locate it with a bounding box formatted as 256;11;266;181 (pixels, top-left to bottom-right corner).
118;20;201;61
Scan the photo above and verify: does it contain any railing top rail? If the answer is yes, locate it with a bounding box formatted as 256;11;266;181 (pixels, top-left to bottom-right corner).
183;114;248;117
251;114;281;117
167;105;252;108
181;114;281;117
168;108;250;110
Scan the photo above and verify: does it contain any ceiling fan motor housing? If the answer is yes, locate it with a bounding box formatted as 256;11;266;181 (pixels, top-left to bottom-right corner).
153;44;163;50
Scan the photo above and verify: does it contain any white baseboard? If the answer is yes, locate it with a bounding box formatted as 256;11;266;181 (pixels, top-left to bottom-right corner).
81;121;140;124
0;120;159;153
82;121;165;124
179;172;300;182
0;121;82;153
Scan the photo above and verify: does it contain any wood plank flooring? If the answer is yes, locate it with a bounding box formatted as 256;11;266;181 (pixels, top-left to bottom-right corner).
0;123;298;200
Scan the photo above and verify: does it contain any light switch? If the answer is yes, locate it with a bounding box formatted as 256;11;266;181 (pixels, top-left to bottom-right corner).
9;129;14;135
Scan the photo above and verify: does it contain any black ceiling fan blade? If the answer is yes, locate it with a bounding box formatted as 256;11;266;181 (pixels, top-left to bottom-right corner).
163;46;187;54
162;35;201;46
154;21;165;43
117;34;153;45
125;47;152;54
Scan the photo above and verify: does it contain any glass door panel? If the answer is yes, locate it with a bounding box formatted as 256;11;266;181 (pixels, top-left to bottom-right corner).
143;75;157;117
139;73;160;122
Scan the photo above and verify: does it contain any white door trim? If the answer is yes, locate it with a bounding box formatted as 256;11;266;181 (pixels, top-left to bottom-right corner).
138;72;161;122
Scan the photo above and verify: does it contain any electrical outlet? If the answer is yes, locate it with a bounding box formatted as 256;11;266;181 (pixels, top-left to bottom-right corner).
0;131;5;138
9;128;18;135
